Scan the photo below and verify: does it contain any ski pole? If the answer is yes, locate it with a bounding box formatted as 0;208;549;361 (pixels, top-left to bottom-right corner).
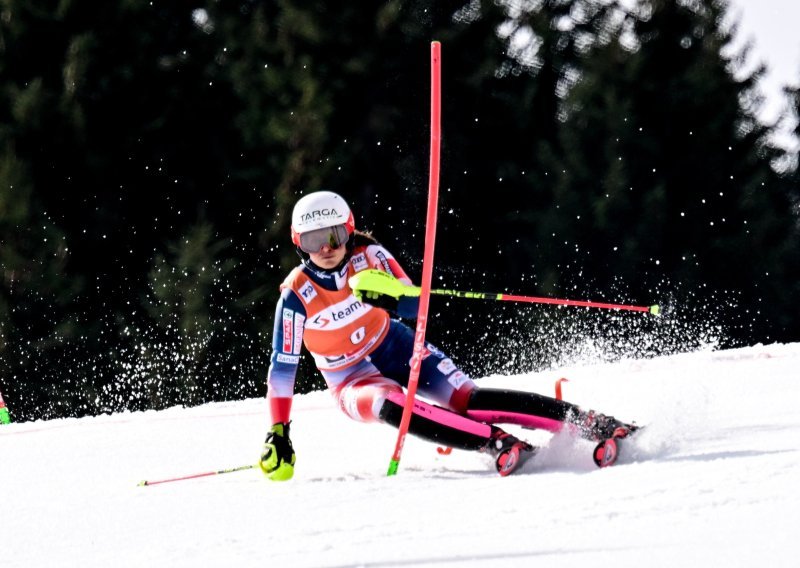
429;288;660;315
138;464;256;486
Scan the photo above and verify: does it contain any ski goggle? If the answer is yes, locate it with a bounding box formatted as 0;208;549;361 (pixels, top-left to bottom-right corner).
297;224;350;253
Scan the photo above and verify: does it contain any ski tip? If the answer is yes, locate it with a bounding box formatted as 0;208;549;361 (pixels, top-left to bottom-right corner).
137;480;149;487
387;460;399;477
649;304;661;316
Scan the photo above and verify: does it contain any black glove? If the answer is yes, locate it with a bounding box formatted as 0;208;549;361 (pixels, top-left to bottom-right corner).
259;422;296;481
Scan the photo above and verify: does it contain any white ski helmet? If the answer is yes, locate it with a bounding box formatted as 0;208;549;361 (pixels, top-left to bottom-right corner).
290;191;355;253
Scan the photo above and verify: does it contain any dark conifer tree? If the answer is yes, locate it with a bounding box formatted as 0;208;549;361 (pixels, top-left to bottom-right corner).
546;0;800;342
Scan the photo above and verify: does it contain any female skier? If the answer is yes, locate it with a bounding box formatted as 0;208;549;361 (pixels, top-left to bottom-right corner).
260;191;636;480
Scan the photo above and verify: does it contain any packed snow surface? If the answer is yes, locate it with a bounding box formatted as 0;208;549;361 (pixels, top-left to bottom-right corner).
2;343;799;567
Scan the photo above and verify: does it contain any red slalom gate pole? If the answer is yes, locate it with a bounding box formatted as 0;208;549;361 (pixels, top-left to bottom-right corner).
388;41;442;476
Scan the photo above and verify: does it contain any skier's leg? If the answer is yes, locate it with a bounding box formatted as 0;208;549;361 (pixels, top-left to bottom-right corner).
334;374;403;423
377;391;536;476
366;321;632;441
333;372;493;451
378;390;492;451
466;388;636;441
367;320;478;412
332;369;533;471
326;328;536;474
466;388;572;432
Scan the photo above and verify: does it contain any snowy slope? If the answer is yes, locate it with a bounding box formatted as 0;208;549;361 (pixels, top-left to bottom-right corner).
2;343;799;567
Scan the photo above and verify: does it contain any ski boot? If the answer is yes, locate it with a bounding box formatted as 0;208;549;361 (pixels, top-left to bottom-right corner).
486;427;537;477
571;408;638;442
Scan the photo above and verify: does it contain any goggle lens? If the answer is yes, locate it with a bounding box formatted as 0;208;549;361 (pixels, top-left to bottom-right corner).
298;224;349;253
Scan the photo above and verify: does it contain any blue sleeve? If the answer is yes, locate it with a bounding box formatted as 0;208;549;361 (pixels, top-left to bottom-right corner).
266;288;307;398
397;296;419;319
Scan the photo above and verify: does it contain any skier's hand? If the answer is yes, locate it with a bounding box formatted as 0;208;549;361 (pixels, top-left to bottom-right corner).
349;270;421;318
347;268;420;300
259;422;296;481
349;269;420;300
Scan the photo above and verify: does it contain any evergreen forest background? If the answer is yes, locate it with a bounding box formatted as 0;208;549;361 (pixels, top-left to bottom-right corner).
1;0;799;421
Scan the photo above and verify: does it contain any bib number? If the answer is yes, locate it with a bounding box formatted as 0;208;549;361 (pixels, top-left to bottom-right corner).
350;326;366;344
